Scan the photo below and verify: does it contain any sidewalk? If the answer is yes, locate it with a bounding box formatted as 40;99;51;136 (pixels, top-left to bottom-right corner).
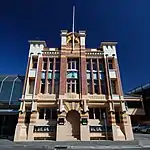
0;139;150;149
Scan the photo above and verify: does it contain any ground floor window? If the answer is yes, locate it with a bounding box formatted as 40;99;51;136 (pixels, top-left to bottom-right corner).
39;108;57;120
89;108;106;120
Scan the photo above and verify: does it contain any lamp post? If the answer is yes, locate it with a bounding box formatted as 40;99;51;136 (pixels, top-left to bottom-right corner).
103;112;108;140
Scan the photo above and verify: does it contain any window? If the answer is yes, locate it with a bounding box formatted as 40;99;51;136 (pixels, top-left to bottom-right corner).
87;80;92;94
89;108;106;120
68;59;78;70
94;80;99;94
41;72;46;79
66;79;78;93
43;58;47;70
126;101;142;108
54;71;60;79
54;80;59;94
99;60;104;71
41;79;45;94
111;80;117;94
108;59;113;69
39;108;57;120
48;72;52;79
93;72;98;80
101;79;106;94
32;57;38;69
49;59;53;70
86;72;91;79
86;60;91;70
89;108;94;119
92;60;97;70
39;108;44;119
29;78;35;94
55;59;60;70
48;80;52;94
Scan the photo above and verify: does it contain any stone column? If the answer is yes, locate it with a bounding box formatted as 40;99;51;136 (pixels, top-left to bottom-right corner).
104;56;111;99
80;56;88;96
27;111;37;140
97;59;102;94
90;59;94;94
59;55;67;96
44;57;49;93
52;58;56;94
35;56;43;95
14;112;27;141
80;113;90;141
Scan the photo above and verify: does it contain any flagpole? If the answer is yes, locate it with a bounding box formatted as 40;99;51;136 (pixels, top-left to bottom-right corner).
72;6;75;51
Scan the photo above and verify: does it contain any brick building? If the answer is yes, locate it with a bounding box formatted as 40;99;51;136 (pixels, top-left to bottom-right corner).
14;30;143;141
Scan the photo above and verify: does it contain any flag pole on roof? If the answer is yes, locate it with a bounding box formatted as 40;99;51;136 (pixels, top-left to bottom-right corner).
72;5;75;51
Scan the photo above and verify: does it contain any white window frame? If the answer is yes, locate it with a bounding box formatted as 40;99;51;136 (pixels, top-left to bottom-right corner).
66;79;77;93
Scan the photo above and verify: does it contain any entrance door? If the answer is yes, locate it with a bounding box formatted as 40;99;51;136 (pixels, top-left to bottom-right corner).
66;110;80;140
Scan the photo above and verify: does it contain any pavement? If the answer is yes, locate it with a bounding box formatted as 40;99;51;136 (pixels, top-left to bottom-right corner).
0;134;150;149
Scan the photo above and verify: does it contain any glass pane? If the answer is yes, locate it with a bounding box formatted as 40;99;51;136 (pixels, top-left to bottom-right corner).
52;109;57;120
49;62;53;70
95;108;100;119
48;80;52;94
48;72;52;79
86;72;91;79
54;80;59;94
93;72;98;79
72;84;75;93
54;72;60;79
89;108;94;119
101;80;106;94
39;108;44;119
45;109;50;119
41;72;46;79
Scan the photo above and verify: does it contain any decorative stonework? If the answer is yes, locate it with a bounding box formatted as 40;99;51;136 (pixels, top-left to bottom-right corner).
64;102;81;113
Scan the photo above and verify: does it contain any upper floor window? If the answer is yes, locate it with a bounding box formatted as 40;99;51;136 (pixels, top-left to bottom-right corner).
87;80;92;94
48;79;52;94
99;59;104;71
94;80;99;94
67;79;78;93
89;108;106;120
68;59;78;70
92;60;97;70
111;80;117;94
86;60;91;70
101;79;107;94
49;59;53;70
41;79;45;94
108;59;113;69
55;59;60;70
43;58;47;70
39;108;57;120
54;80;59;94
29;78;35;94
32;57;38;69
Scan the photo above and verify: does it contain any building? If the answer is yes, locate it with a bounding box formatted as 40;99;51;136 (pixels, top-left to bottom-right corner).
14;30;142;141
0;75;24;140
128;83;150;124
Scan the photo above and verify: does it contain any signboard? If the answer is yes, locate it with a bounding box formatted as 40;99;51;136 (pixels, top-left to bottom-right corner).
89;126;112;132
34;126;56;132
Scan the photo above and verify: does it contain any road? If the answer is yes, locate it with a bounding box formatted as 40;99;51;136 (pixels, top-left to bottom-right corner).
0;133;150;149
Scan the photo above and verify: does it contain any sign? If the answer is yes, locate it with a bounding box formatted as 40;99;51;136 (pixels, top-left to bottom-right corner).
34;126;56;132
89;126;112;132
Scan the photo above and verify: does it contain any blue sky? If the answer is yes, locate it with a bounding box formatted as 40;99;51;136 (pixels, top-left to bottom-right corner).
0;0;149;92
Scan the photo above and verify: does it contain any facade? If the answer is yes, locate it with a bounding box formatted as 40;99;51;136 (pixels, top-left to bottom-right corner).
14;30;142;141
128;83;150;124
0;75;24;140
